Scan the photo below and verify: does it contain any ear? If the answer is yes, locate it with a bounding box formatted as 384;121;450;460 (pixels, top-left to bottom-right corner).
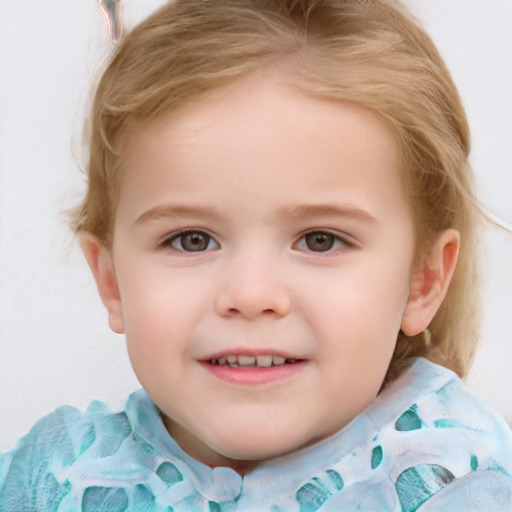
401;229;460;336
80;233;125;334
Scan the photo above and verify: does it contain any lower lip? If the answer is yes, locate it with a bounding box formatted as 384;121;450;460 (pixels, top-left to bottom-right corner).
201;361;307;385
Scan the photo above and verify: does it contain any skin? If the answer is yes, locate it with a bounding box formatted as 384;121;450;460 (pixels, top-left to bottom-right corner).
82;67;459;474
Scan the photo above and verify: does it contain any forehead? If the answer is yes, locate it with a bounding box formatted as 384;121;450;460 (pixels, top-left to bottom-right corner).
118;67;407;224
128;64;400;145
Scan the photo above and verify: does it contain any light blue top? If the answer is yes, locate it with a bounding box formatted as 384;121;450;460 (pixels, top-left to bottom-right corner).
1;358;511;511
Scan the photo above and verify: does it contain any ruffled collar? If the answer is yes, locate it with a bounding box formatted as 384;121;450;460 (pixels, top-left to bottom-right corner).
124;358;456;503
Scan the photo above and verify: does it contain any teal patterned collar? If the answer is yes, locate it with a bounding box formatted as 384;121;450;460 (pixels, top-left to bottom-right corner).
2;358;511;511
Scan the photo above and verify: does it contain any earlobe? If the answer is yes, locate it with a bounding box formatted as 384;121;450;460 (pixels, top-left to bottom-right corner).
401;229;460;337
79;233;125;334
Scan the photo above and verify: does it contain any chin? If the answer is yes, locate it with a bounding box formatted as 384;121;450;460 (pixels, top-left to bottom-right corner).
208;428;309;463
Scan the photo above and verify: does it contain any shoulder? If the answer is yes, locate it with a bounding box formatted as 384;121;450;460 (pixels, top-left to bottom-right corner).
375;358;512;447
308;359;512;511
382;358;512;510
394;359;512;465
0;403;95;511
0;391;152;512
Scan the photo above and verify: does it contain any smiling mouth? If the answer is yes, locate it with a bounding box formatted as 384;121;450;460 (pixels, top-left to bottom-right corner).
209;354;298;368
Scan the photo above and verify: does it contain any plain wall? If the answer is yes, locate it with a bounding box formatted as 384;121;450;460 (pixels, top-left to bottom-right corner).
1;0;511;451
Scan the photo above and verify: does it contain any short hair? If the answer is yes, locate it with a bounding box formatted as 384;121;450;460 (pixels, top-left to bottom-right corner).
73;0;483;381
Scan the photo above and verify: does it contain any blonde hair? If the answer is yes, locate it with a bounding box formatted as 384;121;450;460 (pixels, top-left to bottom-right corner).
73;0;482;380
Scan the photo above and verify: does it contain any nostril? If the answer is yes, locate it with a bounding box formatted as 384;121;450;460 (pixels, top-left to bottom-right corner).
216;277;292;319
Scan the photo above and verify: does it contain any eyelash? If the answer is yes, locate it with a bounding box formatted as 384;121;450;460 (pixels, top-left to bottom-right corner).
293;230;356;254
158;229;355;254
159;230;220;252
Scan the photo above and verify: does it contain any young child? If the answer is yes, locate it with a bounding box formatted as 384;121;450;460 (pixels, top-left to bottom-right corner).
1;0;511;510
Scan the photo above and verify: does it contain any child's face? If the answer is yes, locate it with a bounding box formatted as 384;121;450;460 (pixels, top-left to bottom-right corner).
105;68;418;470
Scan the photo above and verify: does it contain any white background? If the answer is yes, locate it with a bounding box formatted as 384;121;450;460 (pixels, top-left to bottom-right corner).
1;0;511;451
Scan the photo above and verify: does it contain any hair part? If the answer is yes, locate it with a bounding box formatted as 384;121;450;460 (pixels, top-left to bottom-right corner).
72;0;484;380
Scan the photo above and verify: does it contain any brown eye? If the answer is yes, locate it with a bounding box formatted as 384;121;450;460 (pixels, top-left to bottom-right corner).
304;232;336;252
293;230;352;254
168;231;219;252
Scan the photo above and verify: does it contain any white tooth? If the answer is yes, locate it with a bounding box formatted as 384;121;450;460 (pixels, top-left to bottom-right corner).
227;355;237;364
272;355;286;366
238;355;256;366
287;359;297;364
218;357;227;366
211;359;218;365
256;355;272;368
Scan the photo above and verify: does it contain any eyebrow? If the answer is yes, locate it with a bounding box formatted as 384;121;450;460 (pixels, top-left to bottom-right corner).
135;204;224;225
134;202;377;225
274;203;378;224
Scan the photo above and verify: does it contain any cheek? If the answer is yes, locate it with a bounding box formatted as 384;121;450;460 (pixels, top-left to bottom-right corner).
120;280;191;393
118;264;213;352
299;263;410;392
116;270;175;353
306;268;408;336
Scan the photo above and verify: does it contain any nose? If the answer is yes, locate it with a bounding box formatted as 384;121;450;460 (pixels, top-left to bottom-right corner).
215;252;292;320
